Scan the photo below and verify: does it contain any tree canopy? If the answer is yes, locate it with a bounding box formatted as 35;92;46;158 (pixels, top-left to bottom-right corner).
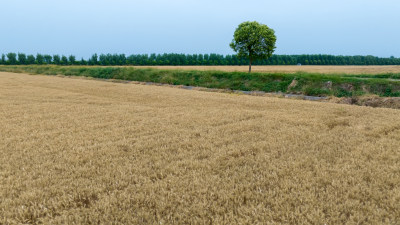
230;21;277;72
0;52;399;66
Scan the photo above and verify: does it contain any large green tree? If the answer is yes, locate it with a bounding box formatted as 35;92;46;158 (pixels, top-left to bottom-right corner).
230;21;277;72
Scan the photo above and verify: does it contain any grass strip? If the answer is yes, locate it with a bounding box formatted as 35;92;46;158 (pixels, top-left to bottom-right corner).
1;65;400;97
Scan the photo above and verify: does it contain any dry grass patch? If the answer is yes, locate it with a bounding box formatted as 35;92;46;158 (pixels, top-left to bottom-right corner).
0;72;399;224
134;65;400;74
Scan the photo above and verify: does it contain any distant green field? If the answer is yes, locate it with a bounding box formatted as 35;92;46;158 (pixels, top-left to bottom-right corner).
1;65;400;97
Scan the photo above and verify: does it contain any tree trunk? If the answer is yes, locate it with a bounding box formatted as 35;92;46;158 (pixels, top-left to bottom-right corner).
249;59;252;73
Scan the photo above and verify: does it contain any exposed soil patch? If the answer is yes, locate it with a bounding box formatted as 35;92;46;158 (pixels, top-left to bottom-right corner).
329;96;400;109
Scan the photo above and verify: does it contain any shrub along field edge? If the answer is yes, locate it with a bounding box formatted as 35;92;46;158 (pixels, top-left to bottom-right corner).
1;65;400;97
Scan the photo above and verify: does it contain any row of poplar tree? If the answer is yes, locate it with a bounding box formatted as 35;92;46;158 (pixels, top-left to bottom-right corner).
1;53;400;66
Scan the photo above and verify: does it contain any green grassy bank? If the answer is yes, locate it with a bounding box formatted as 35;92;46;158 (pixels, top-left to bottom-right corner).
1;65;400;97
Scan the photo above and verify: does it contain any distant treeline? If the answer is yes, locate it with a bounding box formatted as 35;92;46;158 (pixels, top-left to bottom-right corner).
1;53;400;66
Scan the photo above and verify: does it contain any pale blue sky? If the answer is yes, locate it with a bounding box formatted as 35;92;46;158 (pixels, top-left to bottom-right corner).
1;0;399;58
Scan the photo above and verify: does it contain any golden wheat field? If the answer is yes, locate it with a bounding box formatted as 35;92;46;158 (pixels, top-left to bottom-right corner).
1;72;400;224
135;65;400;74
